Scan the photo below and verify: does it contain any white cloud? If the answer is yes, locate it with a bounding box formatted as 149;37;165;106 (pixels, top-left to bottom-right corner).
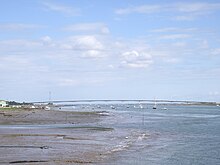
160;34;191;40
64;23;110;34
0;23;44;31
211;48;220;56
0;35;106;61
41;36;52;43
81;50;104;58
120;50;153;68
151;27;179;33
116;5;161;14
70;35;104;50
0;29;219;102
42;2;80;16
151;27;197;33
173;14;200;21
175;2;220;13
40;36;56;47
0;39;42;49
60;35;105;58
115;2;220;20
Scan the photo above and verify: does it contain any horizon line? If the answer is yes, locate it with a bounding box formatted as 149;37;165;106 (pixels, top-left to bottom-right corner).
28;99;218;104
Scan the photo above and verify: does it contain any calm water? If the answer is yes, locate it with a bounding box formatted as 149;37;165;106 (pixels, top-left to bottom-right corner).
2;103;219;164
66;103;220;165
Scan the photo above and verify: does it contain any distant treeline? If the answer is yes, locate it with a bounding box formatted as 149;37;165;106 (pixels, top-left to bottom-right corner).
7;101;33;106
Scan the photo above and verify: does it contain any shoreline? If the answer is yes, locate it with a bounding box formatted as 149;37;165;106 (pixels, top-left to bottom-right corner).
0;108;115;164
0;108;107;125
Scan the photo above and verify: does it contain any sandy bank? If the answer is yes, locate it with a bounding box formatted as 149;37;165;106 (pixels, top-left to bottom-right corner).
0;108;113;164
0;108;106;125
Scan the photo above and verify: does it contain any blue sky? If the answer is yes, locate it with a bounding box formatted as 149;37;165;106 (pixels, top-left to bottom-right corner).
0;0;220;102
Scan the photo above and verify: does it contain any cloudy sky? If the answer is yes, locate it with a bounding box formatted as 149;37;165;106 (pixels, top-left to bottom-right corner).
0;0;220;102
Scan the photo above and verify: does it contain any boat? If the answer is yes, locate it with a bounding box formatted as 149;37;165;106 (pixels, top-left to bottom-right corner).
139;104;144;109
110;105;116;109
45;106;51;110
153;102;157;109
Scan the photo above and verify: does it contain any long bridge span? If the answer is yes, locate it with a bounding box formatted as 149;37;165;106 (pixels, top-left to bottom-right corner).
29;99;215;105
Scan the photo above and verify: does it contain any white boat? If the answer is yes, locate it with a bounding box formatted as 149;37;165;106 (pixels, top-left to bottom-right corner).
139;104;144;109
110;105;116;109
153;101;157;109
45;106;51;110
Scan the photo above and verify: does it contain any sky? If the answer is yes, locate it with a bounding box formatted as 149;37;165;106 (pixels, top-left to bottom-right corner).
0;0;220;102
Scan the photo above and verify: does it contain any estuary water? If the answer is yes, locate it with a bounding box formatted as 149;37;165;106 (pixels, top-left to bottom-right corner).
62;103;220;165
2;103;219;164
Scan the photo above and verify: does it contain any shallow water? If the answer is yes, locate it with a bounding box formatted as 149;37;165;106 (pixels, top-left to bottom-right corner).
1;104;220;164
97;104;220;165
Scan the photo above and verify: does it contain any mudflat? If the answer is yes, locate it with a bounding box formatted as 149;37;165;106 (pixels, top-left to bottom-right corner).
0;108;115;164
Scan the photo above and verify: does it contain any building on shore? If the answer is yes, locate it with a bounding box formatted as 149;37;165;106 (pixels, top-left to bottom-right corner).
0;100;8;107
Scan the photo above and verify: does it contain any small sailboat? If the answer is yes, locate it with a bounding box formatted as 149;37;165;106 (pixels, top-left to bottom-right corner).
153;101;157;109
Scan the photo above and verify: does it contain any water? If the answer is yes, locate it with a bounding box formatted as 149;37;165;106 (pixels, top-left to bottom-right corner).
3;103;219;164
92;103;220;165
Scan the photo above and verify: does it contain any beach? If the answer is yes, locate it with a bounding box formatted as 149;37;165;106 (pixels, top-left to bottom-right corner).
0;108;118;164
0;104;220;164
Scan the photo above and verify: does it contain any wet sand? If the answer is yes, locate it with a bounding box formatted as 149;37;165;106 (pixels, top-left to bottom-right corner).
0;108;115;164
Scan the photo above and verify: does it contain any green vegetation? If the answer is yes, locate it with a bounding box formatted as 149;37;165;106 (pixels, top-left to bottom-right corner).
0;107;21;111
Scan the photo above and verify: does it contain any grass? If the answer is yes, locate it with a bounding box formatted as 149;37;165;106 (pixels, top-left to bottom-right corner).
0;107;21;111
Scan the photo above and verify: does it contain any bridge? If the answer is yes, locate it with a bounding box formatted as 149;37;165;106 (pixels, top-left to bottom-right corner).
29;99;216;105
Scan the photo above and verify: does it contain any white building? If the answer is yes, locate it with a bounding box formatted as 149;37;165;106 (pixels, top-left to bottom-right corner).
0;100;8;107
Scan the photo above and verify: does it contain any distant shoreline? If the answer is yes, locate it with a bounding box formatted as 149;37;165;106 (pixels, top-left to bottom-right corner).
28;99;219;106
1;99;219;110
